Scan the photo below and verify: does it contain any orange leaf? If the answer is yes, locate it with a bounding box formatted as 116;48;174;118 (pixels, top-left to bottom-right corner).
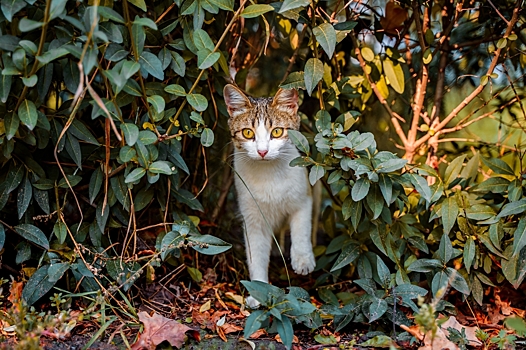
8;280;23;303
131;311;195;350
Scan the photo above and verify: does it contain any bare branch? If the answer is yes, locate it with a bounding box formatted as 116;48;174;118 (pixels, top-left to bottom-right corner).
413;0;522;151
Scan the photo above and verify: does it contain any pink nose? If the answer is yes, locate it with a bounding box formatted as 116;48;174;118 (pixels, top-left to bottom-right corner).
257;150;268;158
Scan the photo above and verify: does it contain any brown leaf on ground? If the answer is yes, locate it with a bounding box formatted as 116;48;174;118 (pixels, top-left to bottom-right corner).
131;311;194;350
275;334;299;344
220;323;243;334
8;280;23;303
249;329;267;339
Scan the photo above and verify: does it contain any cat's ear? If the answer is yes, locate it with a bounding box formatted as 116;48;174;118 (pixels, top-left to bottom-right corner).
223;84;252;117
272;88;298;115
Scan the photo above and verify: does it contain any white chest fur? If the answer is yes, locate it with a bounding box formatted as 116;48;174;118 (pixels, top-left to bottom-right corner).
233;143;316;294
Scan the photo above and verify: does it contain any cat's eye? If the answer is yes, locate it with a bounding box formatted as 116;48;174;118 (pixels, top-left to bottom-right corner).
242;129;255;139
271;128;284;138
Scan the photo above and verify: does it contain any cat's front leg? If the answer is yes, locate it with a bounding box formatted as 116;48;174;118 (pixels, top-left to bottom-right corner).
242;213;273;308
289;201;316;275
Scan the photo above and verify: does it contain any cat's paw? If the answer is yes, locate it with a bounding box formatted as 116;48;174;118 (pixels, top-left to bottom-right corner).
245;296;261;309
291;251;316;275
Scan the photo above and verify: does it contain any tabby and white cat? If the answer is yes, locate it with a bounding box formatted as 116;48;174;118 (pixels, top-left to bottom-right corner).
223;84;316;306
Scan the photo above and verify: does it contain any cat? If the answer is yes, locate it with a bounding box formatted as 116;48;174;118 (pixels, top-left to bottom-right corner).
223;84;317;308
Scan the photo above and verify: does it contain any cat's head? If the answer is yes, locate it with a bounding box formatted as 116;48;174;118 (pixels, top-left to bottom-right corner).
223;84;299;161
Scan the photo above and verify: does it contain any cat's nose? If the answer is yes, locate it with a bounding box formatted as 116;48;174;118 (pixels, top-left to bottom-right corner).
257;150;268;158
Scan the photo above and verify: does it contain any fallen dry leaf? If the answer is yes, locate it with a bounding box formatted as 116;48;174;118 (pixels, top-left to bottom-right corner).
275;333;299;344
225;292;244;305
131;311;195;350
8;280;23;303
220;322;243;334
200;300;211;313
249;329;267;339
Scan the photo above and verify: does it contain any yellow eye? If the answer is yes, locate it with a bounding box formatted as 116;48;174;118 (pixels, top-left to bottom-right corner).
271;128;283;138
242;129;254;139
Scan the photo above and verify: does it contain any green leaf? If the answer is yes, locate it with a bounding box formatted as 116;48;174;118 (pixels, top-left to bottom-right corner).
164;84;186;96
441;196;459;235
376;257;390;289
309;165;325;186
366;185;383;220
242;280;284;306
138;130;157;145
186;93;208;112
446;267;470;295
438;231;453;264
17;176;32;219
69;120;98;145
407;258;442;273
97;6;125;23
89;167;103;204
465;204;495;221
125;168;146;183
497;198;526;218
513;217;526;256
5;112;19;140
408;173;431;202
197;50;220;69
367;298;388;322
170;51;186;76
378;174;392;204
0;74;12;103
444;154;466;186
22;265;56;305
280;71;306;90
331;243;360;271
139;52;164;80
147;95;165;114
188;234;231;255
473;177;510;194
120;123;139;147
200;128;214;147
481;157;515;176
352;178;370;201
377;159;407;173
128;0;147;11
393;284;428;300
19;18;44;33
276;316;294;350
464;236;475;274
133;17;157;30
313;23;337;59
149;161;173;175
209;0;233;11
22;75;37;87
287;130;309;154
15;224;49;250
241;4;274;18
0;224;4;250
244;310;266;338
1;0;27;22
304;57;324;96
278;0;309;12
359;335;394;348
53;220;67;244
193;29;215;51
48;262;70;283
431;270;448;297
383;59;404;94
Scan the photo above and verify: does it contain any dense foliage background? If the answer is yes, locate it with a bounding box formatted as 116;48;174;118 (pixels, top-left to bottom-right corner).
0;0;526;347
